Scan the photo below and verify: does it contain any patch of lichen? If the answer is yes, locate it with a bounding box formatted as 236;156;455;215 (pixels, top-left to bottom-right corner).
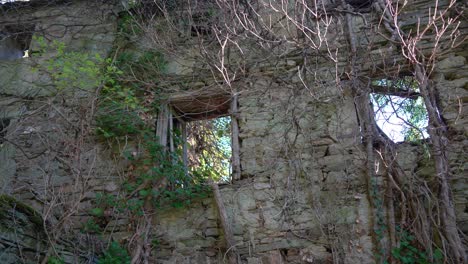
0;195;44;232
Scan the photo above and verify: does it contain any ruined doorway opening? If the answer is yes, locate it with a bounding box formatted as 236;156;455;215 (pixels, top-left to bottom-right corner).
370;77;429;142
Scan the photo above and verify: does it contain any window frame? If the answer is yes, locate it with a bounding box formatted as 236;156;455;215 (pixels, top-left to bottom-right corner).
155;92;241;181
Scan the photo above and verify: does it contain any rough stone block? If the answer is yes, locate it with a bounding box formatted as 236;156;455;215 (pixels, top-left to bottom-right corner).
204;228;219;237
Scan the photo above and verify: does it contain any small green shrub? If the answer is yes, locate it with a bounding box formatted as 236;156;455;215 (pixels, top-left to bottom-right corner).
34;36;109;92
95;101;145;139
81;218;102;234
47;257;65;264
97;241;131;264
389;228;443;264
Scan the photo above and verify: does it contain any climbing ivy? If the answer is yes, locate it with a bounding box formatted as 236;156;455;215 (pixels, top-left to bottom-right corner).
34;36;114;92
389;227;443;264
97;241;131;264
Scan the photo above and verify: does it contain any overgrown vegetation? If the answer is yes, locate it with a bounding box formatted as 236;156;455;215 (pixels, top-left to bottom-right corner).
3;0;464;263
34;36;111;92
389;228;443;264
94;48;211;211
33;18;224;262
97;241;131;264
187;117;232;182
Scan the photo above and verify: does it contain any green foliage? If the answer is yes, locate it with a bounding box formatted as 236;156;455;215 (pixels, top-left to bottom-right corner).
36;24;211;234
117;11;143;39
131;132;210;209
81;218;102;234
47;257;65;264
118;13;136;36
95;101;145;138
91;207;105;217
97;241;131;264
34;36;111;92
390;228;443;264
33;37;139;140
92;44;210;211
188;117;232;182
115;50;167;81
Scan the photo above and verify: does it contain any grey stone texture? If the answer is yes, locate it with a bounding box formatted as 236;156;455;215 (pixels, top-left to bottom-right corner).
0;0;466;263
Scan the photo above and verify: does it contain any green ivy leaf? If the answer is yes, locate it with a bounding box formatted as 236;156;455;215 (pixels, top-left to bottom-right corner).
91;207;104;217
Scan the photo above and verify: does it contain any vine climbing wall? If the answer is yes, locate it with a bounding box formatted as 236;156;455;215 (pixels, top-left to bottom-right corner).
0;0;466;263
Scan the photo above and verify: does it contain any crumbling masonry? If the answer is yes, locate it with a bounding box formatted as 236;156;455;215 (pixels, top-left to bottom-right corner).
0;0;466;263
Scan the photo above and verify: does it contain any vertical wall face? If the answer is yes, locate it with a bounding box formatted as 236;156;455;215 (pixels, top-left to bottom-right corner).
0;0;466;263
151;74;375;262
144;1;468;262
0;1;118;97
0;2;121;261
434;55;468;234
225;79;373;263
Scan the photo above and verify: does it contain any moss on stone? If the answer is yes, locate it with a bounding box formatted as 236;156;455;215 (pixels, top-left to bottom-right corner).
0;195;44;231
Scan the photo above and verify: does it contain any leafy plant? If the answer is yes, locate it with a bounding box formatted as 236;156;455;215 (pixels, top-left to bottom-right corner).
97;241;131;264
390;228;443;264
34;36;109;92
81;218;102;234
36;28;212;236
47;257;65;264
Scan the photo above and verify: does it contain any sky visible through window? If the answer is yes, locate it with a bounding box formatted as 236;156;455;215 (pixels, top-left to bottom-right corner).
370;77;430;142
371;94;429;142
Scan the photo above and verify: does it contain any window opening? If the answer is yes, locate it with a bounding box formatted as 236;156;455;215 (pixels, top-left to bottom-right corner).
186;116;232;183
370;77;429;143
157;92;240;183
0;24;34;60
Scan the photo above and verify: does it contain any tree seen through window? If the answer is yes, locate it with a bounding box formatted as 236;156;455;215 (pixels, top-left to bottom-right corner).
371;77;429;142
186;116;232;183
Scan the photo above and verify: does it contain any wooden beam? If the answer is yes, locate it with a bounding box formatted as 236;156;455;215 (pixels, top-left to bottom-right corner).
231;94;241;181
211;182;239;264
170;95;231;121
181;121;188;175
370;85;421;99
156;104;169;148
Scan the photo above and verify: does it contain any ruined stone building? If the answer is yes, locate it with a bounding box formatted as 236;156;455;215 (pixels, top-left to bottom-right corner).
0;0;466;263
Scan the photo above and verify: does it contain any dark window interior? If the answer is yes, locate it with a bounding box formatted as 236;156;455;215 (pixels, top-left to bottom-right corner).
346;0;374;9
0;118;10;143
0;24;34;60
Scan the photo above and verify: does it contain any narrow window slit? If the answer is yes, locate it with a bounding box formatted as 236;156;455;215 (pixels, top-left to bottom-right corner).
0;118;11;144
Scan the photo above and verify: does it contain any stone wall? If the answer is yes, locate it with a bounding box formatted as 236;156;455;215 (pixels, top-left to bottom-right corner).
0;1;122;262
434;55;468;234
0;0;466;263
146;79;373;263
